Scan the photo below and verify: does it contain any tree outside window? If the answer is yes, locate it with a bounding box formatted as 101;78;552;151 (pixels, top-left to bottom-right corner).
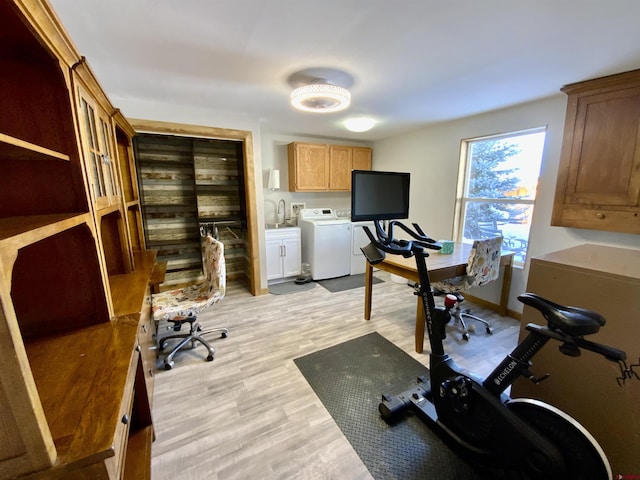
457;128;546;266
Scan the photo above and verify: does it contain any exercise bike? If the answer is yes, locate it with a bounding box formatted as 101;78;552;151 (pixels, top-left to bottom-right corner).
360;219;639;480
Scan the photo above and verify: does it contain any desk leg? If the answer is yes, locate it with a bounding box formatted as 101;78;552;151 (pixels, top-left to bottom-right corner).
415;297;425;353
499;262;513;316
364;262;373;320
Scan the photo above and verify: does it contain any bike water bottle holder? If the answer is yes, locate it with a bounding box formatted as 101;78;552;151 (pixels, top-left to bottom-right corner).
444;293;458;310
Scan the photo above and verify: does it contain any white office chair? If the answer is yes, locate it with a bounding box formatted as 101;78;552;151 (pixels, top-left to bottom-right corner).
152;235;228;369
432;236;503;341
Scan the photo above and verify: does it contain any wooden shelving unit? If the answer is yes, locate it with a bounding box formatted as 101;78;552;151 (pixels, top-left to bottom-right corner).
0;1;156;478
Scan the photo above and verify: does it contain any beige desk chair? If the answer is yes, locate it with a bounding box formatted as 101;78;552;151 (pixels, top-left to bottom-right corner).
432;236;503;341
152;235;228;369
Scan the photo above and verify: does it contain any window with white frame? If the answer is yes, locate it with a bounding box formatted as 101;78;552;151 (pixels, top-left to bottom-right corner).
454;127;546;267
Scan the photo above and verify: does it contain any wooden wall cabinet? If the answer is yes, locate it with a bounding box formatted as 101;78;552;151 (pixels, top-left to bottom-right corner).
114;111;145;257
287;142;329;191
287;142;372;192
0;1;155;478
551;69;640;234
74;67;121;211
72;59;134;277
511;244;640;474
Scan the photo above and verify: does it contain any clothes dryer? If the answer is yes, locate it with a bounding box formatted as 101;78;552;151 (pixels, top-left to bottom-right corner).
350;220;375;275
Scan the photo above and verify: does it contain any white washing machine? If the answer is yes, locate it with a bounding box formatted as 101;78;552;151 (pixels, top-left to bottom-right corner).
299;208;351;280
350;220;375;275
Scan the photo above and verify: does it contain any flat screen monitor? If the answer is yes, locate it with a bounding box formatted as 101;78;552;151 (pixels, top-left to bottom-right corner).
351;170;410;221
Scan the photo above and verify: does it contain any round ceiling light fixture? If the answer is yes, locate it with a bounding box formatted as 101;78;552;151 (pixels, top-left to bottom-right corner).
290;82;351;113
344;117;376;132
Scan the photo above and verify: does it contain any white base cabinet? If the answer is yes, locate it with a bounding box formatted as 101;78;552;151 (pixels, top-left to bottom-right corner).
266;228;301;281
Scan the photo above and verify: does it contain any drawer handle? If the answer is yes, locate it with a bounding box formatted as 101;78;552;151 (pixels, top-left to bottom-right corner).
121;414;129;425
596;212;605;219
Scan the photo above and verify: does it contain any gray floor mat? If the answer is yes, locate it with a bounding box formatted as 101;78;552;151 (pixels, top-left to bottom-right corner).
294;332;489;480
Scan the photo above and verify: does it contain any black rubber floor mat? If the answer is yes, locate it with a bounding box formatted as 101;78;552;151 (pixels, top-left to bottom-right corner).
294;332;487;480
317;273;383;293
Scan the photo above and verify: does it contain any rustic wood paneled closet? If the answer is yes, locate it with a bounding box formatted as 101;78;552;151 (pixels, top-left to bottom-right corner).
134;132;252;289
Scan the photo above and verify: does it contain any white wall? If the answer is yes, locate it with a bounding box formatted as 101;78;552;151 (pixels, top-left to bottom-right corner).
119;94;639;298
372;94;640;313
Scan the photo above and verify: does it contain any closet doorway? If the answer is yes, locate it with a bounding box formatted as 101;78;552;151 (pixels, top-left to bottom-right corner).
130;119;260;295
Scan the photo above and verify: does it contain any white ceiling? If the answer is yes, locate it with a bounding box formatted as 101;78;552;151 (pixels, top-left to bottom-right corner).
49;0;640;141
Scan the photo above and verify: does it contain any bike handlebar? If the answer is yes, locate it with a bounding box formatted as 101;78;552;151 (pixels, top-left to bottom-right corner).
362;220;442;258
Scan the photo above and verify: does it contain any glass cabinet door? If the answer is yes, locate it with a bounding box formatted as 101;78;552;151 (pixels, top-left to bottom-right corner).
78;88;120;210
98;115;120;198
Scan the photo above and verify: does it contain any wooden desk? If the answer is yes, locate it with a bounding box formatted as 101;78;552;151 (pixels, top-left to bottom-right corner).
150;260;168;294
364;243;514;353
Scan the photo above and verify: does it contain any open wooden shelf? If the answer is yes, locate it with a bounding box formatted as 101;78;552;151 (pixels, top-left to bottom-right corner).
0;213;92;246
24;320;138;472
110;250;157;317
0;132;70;162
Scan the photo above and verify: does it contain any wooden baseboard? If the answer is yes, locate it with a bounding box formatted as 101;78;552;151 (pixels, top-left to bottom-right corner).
464;293;521;321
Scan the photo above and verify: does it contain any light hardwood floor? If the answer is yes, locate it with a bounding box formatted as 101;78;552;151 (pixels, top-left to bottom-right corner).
150;272;522;480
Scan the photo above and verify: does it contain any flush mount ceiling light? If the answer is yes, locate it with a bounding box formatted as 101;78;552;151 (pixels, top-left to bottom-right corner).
344;117;376;132
290;82;351;113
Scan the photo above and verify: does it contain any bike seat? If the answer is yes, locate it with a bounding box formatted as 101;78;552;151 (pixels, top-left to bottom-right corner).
517;293;605;337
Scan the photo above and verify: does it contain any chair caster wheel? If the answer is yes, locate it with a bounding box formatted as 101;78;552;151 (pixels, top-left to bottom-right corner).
221;332;228;338
206;354;214;361
462;333;470;341
164;361;174;370
486;327;493;335
159;341;167;351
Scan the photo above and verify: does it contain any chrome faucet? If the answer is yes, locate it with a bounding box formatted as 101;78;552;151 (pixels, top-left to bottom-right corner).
277;199;286;224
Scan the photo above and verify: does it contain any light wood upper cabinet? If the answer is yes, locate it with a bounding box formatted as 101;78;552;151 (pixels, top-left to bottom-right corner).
551;69;640;234
288;142;372;192
287;142;329;191
328;145;352;190
352;146;372;171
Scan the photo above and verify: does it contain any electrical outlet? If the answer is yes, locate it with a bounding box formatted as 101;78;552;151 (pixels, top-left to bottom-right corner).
290;202;306;223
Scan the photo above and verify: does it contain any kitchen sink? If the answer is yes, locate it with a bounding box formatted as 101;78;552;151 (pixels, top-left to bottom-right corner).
265;222;297;229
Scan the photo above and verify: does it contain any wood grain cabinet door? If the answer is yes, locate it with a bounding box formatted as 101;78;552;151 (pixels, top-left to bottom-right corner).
564;87;640;207
351;147;372;190
328;145;352;191
288;142;329;191
352;147;372;171
552;69;640;233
